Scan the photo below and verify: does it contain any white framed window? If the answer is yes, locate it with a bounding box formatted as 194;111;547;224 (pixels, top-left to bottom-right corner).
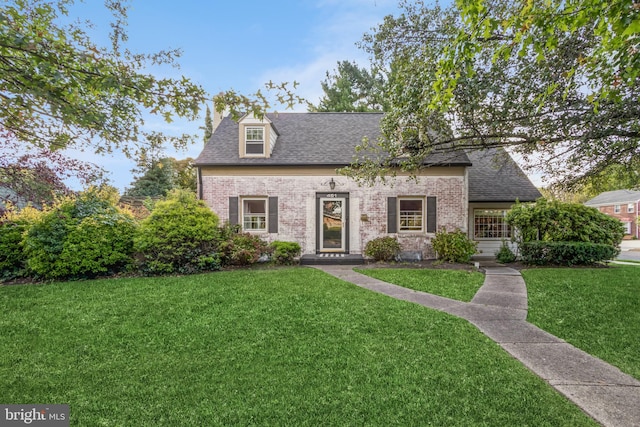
624;221;632;234
242;198;267;231
245;127;265;156
474;209;512;239
628;203;635;213
398;198;424;232
614;204;621;213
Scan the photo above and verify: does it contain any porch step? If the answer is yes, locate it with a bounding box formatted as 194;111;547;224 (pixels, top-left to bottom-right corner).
300;253;365;265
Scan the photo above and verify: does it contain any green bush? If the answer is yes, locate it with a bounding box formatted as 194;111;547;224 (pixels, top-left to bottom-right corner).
270;241;301;265
520;241;619;266
506;199;625;246
431;228;478;263
364;237;401;261
495;241;517;264
134;189;220;275
0;206;42;281
219;232;270;266
23;187;136;279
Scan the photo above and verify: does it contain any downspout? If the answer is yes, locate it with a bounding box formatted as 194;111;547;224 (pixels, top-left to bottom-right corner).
197;166;203;200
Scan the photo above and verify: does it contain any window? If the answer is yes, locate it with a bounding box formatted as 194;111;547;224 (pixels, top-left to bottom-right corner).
398;198;424;232
474;209;511;239
628;203;635;213
242;198;267;231
624;221;632;235
245;127;264;155
614;204;621;213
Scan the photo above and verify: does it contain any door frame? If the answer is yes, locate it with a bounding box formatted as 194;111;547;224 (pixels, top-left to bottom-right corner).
316;192;349;253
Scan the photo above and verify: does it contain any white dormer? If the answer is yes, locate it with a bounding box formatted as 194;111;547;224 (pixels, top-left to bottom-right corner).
238;114;278;158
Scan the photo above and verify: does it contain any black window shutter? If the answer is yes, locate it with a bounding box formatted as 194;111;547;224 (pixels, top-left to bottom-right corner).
229;197;238;225
268;197;278;233
426;196;437;233
387;197;397;233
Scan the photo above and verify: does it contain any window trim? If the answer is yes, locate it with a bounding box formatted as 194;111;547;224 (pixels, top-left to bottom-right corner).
473;209;512;240
397;197;425;233
244;126;265;157
241;197;268;232
624;221;632;235
628;203;634;213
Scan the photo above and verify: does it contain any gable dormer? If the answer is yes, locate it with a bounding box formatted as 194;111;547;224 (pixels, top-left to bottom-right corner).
238;114;278;158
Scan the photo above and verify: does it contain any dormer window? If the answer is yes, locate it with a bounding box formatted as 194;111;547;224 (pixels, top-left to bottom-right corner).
245;127;265;156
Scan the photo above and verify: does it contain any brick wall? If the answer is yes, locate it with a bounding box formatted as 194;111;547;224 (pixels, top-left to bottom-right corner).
201;174;467;256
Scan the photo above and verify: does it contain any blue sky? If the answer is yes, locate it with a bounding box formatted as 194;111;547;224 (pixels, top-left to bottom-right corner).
62;0;403;191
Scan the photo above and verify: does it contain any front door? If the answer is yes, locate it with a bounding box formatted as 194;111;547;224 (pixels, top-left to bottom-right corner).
318;194;348;252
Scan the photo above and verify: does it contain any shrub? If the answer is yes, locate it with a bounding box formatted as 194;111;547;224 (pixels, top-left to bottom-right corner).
0;205;43;281
364;236;401;261
219;232;270;266
431;228;478;263
506;199;625;246
270;241;301;265
495;241;517;264
134;189;220;275
23;187;136;279
520;241;619;266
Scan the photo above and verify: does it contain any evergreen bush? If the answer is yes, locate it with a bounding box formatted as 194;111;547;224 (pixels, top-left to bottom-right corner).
0;205;42;281
134;189;220;274
521;241;619;266
23;187;136;279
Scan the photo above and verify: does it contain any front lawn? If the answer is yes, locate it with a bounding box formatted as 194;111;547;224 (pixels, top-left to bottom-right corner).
523;265;640;380
356;268;485;301
0;268;595;425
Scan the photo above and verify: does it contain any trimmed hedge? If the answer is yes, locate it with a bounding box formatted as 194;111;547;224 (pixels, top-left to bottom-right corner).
520;241;619;266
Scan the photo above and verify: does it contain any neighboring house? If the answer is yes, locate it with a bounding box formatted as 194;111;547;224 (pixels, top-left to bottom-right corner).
585;189;640;239
194;112;541;261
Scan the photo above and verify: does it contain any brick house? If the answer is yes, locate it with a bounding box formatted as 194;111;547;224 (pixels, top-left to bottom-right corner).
585;190;640;239
194;112;541;262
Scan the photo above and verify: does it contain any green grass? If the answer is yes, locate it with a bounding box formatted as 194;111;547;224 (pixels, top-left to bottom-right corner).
355;268;485;301
0;268;595;426
523;266;640;380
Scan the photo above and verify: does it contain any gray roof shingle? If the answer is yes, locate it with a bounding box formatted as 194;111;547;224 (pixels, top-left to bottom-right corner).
585;189;640;206
195;112;540;203
467;148;541;202
194;112;471;166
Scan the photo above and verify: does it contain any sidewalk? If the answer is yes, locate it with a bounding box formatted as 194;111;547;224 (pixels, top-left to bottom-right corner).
311;265;640;427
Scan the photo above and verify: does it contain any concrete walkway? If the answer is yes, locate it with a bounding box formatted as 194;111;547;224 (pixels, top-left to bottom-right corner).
312;265;640;427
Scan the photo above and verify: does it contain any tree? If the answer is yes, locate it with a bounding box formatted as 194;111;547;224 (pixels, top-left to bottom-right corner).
124;158;176;198
201;104;213;144
1;0;206;157
312;60;387;112
346;0;640;188
125;157;196;197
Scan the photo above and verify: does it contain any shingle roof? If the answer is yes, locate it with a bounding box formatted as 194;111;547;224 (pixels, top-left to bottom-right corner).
467;148;541;202
194;112;471;166
195;112;540;203
584;189;640;206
